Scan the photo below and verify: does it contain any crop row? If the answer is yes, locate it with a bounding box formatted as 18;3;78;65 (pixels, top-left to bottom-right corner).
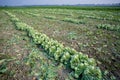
5;11;102;80
26;12;40;17
78;14;120;22
62;18;85;24
97;24;120;32
26;11;85;24
44;16;56;19
17;11;85;24
13;9;120;22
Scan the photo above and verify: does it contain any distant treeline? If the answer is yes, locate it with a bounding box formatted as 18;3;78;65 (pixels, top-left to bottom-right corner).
0;6;120;11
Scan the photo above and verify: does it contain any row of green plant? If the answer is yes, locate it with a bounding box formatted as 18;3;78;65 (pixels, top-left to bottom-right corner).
13;10;40;17
78;15;120;22
26;12;40;17
57;13;72;16
48;12;73;16
32;9;73;16
5;11;102;80
38;9;119;22
16;10;85;25
96;24;120;32
25;11;84;24
62;18;85;24
44;16;56;19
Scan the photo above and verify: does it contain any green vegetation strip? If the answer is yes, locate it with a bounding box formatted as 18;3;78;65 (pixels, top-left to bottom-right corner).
77;14;120;22
5;11;102;79
97;24;120;32
44;16;56;19
26;12;40;17
62;18;85;24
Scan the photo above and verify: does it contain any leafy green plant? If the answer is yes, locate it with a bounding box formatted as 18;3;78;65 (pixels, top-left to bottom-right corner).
70;53;99;78
11;17;20;22
82;66;102;80
96;24;120;32
6;11;102;80
60;52;71;64
54;47;64;61
15;22;29;30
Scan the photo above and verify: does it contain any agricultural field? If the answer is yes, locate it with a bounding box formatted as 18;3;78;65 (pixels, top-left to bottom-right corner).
0;6;120;80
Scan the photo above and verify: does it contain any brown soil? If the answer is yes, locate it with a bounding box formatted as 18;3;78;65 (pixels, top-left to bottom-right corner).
0;11;32;80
